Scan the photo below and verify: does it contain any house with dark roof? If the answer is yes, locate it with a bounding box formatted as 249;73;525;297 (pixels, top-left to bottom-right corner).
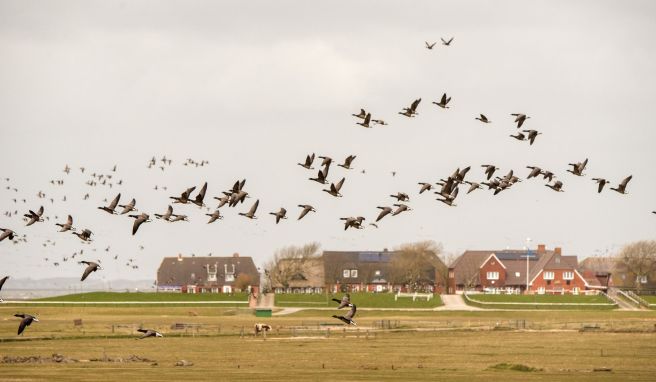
270;257;325;294
579;256;656;291
448;245;589;294
157;253;260;294
323;250;445;293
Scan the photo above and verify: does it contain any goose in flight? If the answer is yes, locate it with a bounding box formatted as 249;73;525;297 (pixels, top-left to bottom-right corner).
338;155;357;170
0;276;8;302
297;153;316;170
441;37;454;46
297;204;316;220
481;165;499;180
191;182;208;207
79;261;101;281
332;304;357;326
523;130;542;145
155;205;174;221
15;313;39;335
357;113;372;128
239;200;259;219
511;113;530;128
390;192;410;202
526;166;542;179
418;182;433;194
129;213;151;235
375;206;393;222
432;93;451;109
136;328;163;339
340;216;365;230
437;187;459;206
270;208;287;224
318;156;333;167
206;210;223;224
323;178;345;197
169;214;188;222
372;119;388;126
0;228;16;242
592;178;610;193
399;98;421;117
98;193;121;214
72;229;93;242
475;114;491;123
170;187;196;204
464;181;482;194
309;167;329;184
332;294;351;309
567;158;588;176
425;41;436;49
392;203;411;216
610;175;632;194
24;206;44;226
546;180;564;192
213;194;231;208
510;132;526;141
118;199;137;215
542;171;556;182
56;215;74;232
352;108;367;119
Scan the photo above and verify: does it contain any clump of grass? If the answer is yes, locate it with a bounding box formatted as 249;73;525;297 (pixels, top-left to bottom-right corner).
489;362;542;372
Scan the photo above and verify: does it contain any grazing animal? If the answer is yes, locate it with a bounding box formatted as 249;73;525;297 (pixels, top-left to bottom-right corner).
254;323;272;336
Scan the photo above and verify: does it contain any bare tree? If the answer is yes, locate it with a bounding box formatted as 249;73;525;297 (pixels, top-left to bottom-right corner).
265;242;321;290
615;240;656;293
234;273;252;292
389;241;445;292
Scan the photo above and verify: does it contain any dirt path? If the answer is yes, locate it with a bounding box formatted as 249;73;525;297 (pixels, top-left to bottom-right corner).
435;294;482;311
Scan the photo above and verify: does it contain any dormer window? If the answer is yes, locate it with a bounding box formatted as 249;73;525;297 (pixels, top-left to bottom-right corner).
351;269;358;278
343;269;350;278
224;263;235;282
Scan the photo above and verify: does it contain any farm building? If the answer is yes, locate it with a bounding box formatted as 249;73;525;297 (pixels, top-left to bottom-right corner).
580;256;656;291
447;245;590;294
156;253;260;294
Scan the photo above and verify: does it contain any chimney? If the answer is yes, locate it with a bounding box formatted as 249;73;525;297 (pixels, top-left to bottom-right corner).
555;247;562;255
233;252;239;258
177;253;183;261
537;244;546;254
383;248;388;252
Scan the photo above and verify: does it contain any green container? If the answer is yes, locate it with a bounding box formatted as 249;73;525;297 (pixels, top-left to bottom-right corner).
255;308;272;317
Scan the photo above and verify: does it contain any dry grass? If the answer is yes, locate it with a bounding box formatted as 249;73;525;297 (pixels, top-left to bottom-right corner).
1;306;655;381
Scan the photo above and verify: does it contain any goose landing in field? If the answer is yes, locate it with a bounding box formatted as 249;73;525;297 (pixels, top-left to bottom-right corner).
136;329;163;339
332;304;357;326
332;294;351;309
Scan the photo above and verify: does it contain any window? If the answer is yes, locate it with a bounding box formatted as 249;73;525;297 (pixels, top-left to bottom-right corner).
208;274;217;282
486;272;499;280
572;287;579;295
351;269;358;278
376;285;383;292
225;274;235;282
222;285;232;293
638;275;648;284
563;271;574;280
515;272;521;278
543;271;555;280
448;270;454;278
343;269;350;278
375;270;381;276
537;287;545;294
190;272;195;279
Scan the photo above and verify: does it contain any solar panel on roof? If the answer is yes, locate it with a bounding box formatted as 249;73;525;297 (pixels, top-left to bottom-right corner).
358;252;391;262
496;251;538;260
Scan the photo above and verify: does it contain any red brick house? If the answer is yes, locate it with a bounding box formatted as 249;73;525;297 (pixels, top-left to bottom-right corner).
448;245;591;294
157;253;260;294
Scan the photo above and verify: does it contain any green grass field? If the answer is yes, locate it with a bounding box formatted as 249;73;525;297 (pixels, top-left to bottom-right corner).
465;294;616;310
36;292;249;302
275;292;442;308
640;295;656;304
0;306;655;381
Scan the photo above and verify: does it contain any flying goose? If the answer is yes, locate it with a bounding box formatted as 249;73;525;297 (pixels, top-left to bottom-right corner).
610;175;632;194
510;132;526;141
228;190;249;207
213;194;231;208
338;155;356;169
155;205;174;221
24;206;44;226
475;114;491;123
372;119;388;126
79;261;101;281
332;294;351;309
340;216;365;230
523;130;542;145
352;108;367;119
425;41;436;49
72;229;93;242
0;228;16;242
191;182;208;207
0;276;8;302
332;303;357;326
297;204;316;220
399;98;421;117
481;165;499;180
567;158;588;176
437;186;459;206
464;181;482;194
118;199;137;215
270;208;287;224
390;192;410;202
418;182;433;194
546;180;564;192
169;214;188;222
526;166;542;179
170;187;196;204
392;203;412;216
511;113;530;128
323;178;345;197
129;213;150;235
592;178;610;193
239;199;259;219
15;313;39;335
441;37;454;46
542;171;556;182
297;154;316;170
375;206;393;222
309;167;329;184
432;93;451;109
136;328;163;339
318;156;333;167
56;215;74;232
356;113;372;128
206;210;223;224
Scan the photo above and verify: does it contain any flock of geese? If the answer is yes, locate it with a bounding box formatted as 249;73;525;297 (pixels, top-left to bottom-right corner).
1;36;651;337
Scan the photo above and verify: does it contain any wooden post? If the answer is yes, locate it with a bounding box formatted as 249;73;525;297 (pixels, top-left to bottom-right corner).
366;330;369;339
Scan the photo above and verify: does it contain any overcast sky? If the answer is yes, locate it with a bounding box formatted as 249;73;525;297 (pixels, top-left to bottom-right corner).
1;0;655;282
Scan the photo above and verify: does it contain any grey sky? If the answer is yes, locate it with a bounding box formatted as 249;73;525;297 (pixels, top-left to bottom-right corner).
1;1;655;282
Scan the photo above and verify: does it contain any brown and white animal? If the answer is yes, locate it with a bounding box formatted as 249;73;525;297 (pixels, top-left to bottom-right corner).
254;323;272;336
